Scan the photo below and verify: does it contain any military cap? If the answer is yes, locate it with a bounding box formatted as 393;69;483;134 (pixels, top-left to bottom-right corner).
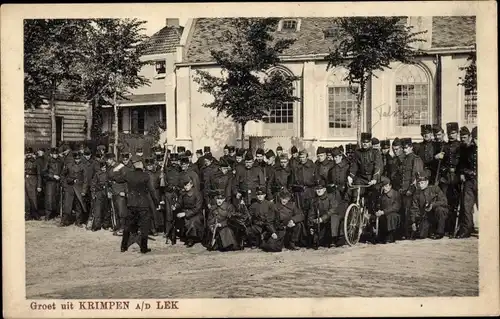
298;150;308;156
203;152;214;161
121;152;131;159
345;143;356;152
338;145;345;153
314;179;327;189
371;137;380;145
265;150;275;159
223;145;229;150
180;175;192;186
332;147;342;157
392;138;402;147
380;176;391;186
417;169;432;182
244;152;254;161
97;145;106;152
136;147;143;153
177;146;186;153
105;152;115;159
401;138;413;147
279;153;289;160
214;189;225;198
185;150;192;157
73;152;82;159
256;148;265;155
432;124;443;134
50;147;59;154
471;126;477;138
326;148;333;155
228;146;236;152
361;132;372;142
196;149;203;155
236;148;245;157
420;124;433;135
170;153;179;161
255;186;266;195
380;139;391;149
459;126;470;136
278;189;292;199
179;156;189;165
83;148;92;155
144;157;154;166
446;122;459;134
316;146;326;155
25;147;34;154
203;146;211;153
291;146;298;154
276;146;283;151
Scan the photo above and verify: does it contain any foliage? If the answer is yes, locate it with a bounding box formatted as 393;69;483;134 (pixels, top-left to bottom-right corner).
325;17;427;142
193;18;300;147
147;120;166;144
459;50;477;93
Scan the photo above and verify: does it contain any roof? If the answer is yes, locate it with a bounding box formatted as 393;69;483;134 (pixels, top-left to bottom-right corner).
117;93;166;105
143;25;183;56
431;16;476;48
184;17;476;63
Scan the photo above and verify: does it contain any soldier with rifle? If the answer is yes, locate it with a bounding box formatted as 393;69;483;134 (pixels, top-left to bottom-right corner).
25;147;43;220
308;179;339;249
164;152;181;244
145;157;164;236
206;189;241;251
291;150;317;227
246;186;275;249
41;148;63;221
373;176;402;243
87;161;110;231
106;152;131;235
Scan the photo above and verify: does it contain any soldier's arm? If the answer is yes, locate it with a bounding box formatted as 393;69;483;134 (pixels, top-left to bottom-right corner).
385;191;401;215
348;151;359;178
373;150;383;181
322;195;338;221
433;186;448;208
185;191;203;218
147;174;160;206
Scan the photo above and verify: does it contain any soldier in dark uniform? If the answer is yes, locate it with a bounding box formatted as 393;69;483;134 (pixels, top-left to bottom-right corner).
457;126;478;238
417;124;437;181
173;175;204;247
89;161;110;231
289;146;299;170
206;189;241;251
201;152;219;196
326;148;334;162
345;143;357;162
265;150;276;185
82;147;100;218
267;154;293;202
25;147;42;220
177;146;186;158
315;146;334;184
61;152;90;227
42;148;63;221
220;145;230;162
272;189;305;250
106;152;132;234
228;146;236;161
380;139;393;178
144;157;163;236
276;146;284;160
438;122;461;235
371;137;381;151
410;169;448;239
234;153;266;206
397;138;424;239
96;144;107;158
246;186;275;249
254;148;267;181
234;148;245;174
179;156;200;192
120;159;159;254
291;150;317;223
328;147;349;204
164;152;181;244
206;159;234;208
373;176;401;243
134;147;144;163
308;179;339;249
195;149;205;172
391;138;405;191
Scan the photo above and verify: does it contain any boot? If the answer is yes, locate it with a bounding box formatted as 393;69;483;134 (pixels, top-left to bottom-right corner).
288;242;299;250
121;231;130;252
186;239;195;248
140;236;151;254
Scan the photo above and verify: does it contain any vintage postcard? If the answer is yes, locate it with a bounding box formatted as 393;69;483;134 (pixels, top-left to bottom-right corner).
2;1;499;318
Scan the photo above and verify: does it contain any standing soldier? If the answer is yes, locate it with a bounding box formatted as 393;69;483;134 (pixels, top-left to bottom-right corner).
206;159;234;208
25;147;42;220
228;146;237;162
308;179;339;249
177;146;186;158
267;154;293;202
456;126;477;238
234;148;245;174
89;161;110;231
220;145;231;162
201;152;219;196
120;159;159;254
164;152;181;244
380;139;393;178
326;148;334;162
410;169;448;240
134;147;144;163
195;149;205;172
276;146;284;160
96;144;107;158
145;157;163;236
345;143;357;162
234;152;266;206
438;122;461;235
42;148;63;221
289;146;299;170
417;125;437;181
82;147;99;218
254;148;267;180
291;150;317;224
371;138;381;151
173;176;204;247
61;152;90;227
106;152;132;235
398;138;424;239
315;146;334;184
265;150;276;184
391;138;405;191
328;147;349;204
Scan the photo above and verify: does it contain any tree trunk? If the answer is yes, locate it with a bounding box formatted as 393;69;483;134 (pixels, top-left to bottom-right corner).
113;91;118;159
49;89;57;148
240;121;246;149
356;85;365;145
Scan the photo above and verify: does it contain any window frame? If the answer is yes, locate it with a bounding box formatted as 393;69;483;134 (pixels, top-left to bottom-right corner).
463;87;477;126
277;19;301;32
154;60;166;78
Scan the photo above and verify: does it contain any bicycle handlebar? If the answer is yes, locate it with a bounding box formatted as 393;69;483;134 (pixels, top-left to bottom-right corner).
348;184;372;189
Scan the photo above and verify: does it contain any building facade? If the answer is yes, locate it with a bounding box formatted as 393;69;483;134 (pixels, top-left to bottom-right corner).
168;16;476;158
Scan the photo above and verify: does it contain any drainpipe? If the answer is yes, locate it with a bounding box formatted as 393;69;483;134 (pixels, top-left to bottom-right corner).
434;54;442;126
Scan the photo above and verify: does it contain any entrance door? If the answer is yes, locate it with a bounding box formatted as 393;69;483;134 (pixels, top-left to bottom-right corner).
55;116;63;145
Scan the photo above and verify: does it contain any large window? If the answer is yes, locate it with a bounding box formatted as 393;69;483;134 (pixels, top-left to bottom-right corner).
263;69;294;124
327;68;358;137
464;88;477;125
131;109;146;134
394;64;430;134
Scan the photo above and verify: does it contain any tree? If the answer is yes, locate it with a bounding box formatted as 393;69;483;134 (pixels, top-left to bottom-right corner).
324;17;426;143
193;18;300;148
24;19;89;147
459;49;477;92
67;19;150;142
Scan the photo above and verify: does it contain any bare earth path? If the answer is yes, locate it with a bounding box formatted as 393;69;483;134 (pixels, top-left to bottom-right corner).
25;220;478;299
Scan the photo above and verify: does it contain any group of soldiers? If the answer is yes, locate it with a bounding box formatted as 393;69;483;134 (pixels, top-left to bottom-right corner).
25;121;478;253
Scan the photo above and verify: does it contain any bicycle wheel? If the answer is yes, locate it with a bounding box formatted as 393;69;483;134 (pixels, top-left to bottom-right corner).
344;203;363;246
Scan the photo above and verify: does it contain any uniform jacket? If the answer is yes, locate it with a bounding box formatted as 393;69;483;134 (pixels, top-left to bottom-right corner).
417;141;437;169
179;167;200;191
458;143;477;180
82;157;100;185
274;201;305;228
267;165;293;198
208;201;235;228
328;159;349;192
253;160;268;182
234;166;265;199
62;161;90;193
348;148;383;183
289;156;300;171
391;153;406;190
165;164;181;191
410;185;448;223
107;162;133;194
122;169;159;208
146;169;162;201
175;188;203;219
249;199;277;234
377;188;402;215
292;159;316;187
400;153;424;193
25;157;42;189
207;169;234;202
440;140;461;184
201;163;220;192
315;159;334;183
91;170;109;194
42;157;63;182
381;152;395;179
308;193;338;224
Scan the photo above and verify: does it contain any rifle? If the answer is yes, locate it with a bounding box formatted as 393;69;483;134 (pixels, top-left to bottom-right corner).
86;192;96;230
159;144;170;188
453;183;464;238
106;184;118;230
434;143;445;185
210;215;218;249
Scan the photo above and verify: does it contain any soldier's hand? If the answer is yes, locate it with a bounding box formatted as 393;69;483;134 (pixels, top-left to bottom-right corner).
216;222;222;228
375;210;384;217
37;188;42;192
119;192;125;197
411;223;417;232
347;176;353;186
81;192;86;197
160;201;165;205
207;204;212;210
406;190;412;196
236;193;242;199
460;174;466;182
107;192;113;199
171;205;176;211
287;220;295;228
435;152;444;160
369;179;377;186
271;233;278;240
53;175;60;180
425;203;433;212
177;212;186;218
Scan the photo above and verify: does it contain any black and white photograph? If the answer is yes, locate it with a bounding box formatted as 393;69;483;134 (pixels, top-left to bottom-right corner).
2;2;498;318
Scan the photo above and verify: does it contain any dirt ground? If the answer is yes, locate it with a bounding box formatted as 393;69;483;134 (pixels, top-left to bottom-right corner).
25;220;478;299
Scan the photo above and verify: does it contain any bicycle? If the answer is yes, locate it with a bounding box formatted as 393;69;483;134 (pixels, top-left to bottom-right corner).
344;184;372;246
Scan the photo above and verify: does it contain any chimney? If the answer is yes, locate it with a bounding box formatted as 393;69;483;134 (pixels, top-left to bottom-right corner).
166;18;179;27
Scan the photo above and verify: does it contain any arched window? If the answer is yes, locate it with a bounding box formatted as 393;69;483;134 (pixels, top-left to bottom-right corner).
394;64;430;132
263;68;295;125
464;87;477;125
327;68;358;137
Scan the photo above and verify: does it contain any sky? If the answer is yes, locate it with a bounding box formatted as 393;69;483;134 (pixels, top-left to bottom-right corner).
143;17;187;36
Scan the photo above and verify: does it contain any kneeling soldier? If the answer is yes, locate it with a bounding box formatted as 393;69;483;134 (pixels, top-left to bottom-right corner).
247;186;274;249
206;190;240;252
173;175;204;247
308;179;339;249
374;176;401;243
410;169;449;239
271;189;305;250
